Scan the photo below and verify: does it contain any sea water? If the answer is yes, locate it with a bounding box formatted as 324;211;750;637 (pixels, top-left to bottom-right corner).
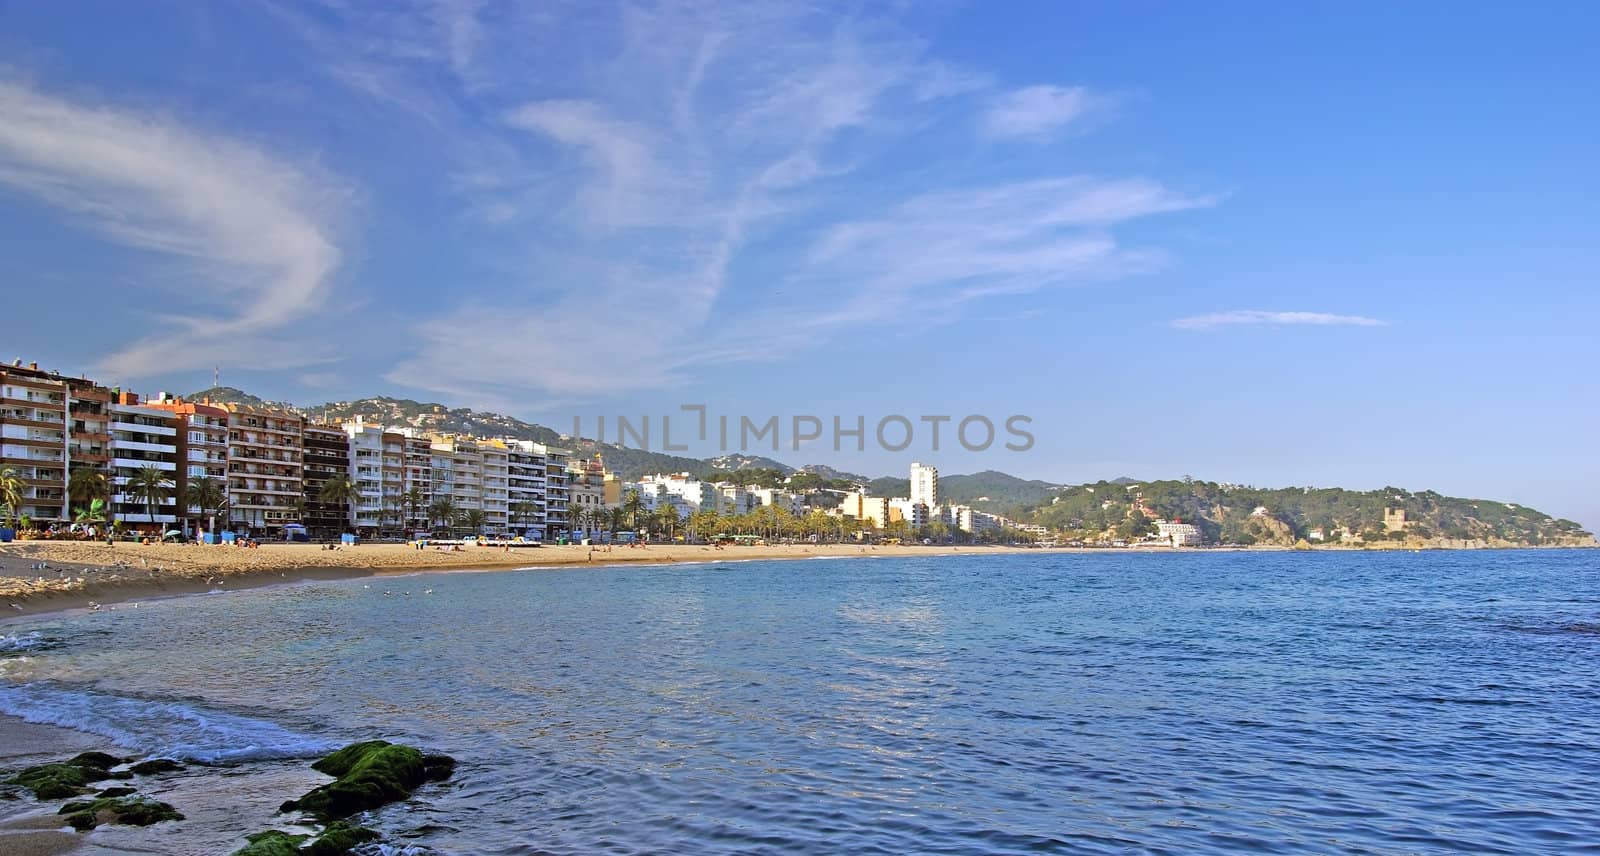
3;550;1599;854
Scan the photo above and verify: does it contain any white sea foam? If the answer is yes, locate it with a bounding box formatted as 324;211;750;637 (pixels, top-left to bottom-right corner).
0;683;338;763
0;631;51;653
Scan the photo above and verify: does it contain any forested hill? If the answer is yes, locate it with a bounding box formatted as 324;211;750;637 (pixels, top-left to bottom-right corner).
1031;480;1593;547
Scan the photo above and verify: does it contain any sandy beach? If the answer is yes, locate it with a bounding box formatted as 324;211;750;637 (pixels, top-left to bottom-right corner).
0;540;1053;618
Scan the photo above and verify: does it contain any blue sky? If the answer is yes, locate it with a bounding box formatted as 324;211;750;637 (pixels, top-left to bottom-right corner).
1;1;1597;525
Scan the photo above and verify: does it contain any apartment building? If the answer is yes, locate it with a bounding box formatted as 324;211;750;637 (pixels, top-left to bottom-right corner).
836;491;890;528
544;446;569;535
107;394;180;531
401;433;433;532
0;361;111;526
302;425;350;538
567;456;608;534
633;473;716;520
225;403;304;534
751;487;806;515
146;397;229;534
480;440;510;535
504;440;549;539
909;461;940;509
716;484;759;515
889;498;930;529
429;436;486;533
342;421;397;534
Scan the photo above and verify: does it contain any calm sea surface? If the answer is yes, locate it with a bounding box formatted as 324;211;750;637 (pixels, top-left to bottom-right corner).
4;550;1600;854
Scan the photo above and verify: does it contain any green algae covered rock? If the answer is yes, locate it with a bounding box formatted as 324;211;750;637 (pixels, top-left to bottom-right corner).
58;794;184;831
303;820;381;855
95;785;138;798
130;758;185;775
281;740;454;821
233;830;309;856
7;751;124;799
232;822;379;856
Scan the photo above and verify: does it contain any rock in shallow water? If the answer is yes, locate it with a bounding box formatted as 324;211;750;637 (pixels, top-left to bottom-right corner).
58;794;184;830
232;821;380;855
130;757;185;775
280;740;454;821
7;751;125;799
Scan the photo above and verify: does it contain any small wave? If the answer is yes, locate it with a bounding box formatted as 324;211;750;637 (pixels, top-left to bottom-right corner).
0;683;338;763
0;631;60;655
353;845;435;856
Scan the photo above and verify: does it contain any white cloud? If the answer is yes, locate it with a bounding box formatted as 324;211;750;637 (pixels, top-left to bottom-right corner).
272;2;1205;405
0;79;347;377
793;177;1212;330
981;84;1104;140
1171;310;1389;330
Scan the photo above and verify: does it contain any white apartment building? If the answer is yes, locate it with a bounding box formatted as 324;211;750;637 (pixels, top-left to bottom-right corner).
890;498;930;529
751;487;806;514
107;398;179;529
910;461;939;508
480;441;510;535
1155;520;1203;547
344;421;389;532
716;484;759;515
635;473;717;519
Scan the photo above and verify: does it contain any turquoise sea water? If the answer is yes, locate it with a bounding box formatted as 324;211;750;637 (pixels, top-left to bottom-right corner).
3;550;1600;854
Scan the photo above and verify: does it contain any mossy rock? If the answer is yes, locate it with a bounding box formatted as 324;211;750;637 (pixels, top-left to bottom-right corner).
7;752;125;799
130;758;185;775
304;821;381;855
232;822;379;856
283;741;454;821
58;794;184;831
234;830;309;856
96;785;138;798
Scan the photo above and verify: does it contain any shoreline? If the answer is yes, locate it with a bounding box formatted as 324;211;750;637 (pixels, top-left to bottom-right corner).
1;539;1593;623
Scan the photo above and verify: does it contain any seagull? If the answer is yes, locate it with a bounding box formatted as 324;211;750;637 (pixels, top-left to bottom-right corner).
10;604;21;611
87;602;101;611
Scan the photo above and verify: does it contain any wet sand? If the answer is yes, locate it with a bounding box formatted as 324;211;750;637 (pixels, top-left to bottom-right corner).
0;717;112;855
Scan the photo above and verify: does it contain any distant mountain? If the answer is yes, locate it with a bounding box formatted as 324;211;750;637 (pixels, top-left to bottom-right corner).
797;464;870;482
707;454;794;473
1034;479;1593;548
941;471;1063;511
188;386;273;409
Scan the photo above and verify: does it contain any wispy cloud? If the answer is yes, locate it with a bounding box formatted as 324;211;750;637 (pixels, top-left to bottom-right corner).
981;84;1107;140
1171;310;1389;330
0;79;348;377
267;1;1205;407
794;177;1213;331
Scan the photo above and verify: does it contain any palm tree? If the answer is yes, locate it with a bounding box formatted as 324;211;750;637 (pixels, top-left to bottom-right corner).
622;490;644;531
73;498;109;535
318;475;362;529
126;465;174;534
655;504;680;540
460;508;487;537
510;500;539;536
68;467;111;508
429;497;459;535
184;475;228;537
0;466;23;529
607;506;626;537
